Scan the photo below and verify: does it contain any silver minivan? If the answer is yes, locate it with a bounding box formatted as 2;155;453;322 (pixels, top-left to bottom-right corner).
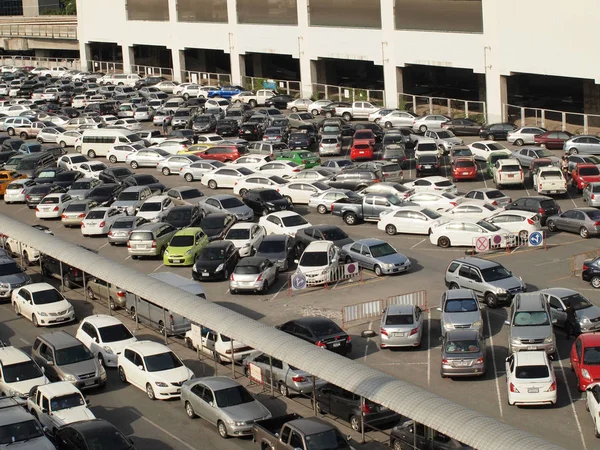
127;222;177;259
126;272;206;336
439;289;483;337
505;293;556;356
112;186;153;215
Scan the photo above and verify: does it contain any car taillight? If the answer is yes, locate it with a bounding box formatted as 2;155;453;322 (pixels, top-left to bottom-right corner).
117;290;126;297
509;383;519;393
292;375;307;382
360;403;371;414
61;214;67;219
409;327;418;336
476;357;484;365
72;269;79;276
315;341;327;348
293;168;301;172
583;264;589;271
331;203;335;210
151;240;157;248
416;164;422;169
538;207;545;214
78;213;85;218
35;206;40;212
346;335;351;342
230;273;235;281
380;328;388;336
527;218;535;225
108;231;113;236
594;221;600;226
539;184;543;190
449;202;456;206
99;221;105;228
442;359;449;365
53;206;59;211
546;381;556;392
593;194;596;200
373;178;381;183
491;201;498;206
81;222;85;227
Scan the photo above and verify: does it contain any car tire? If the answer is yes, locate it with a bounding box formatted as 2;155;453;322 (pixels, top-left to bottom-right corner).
580;227;590;238
486;134;495;141
591;276;600;289
350;415;361;432
146;383;156;400
547;220;557;232
32;314;39;327
261;208;270;217
239;188;248;197
184;173;194;182
569;148;578;155
60;141;67;148
419;125;427;133
23;252;30;266
343;212;358;226
37;137;44;144
185;401;196;419
279;382;290;397
87;149;96;158
19;132;28;139
261;280;269;294
109;155;117;164
7;128;14;136
183;94;190;100
325;112;332;118
317;204;328;214
284;195;293;204
162;167;170;176
249;100;257;108
514;139;524;146
449;282;460;290
392;439;408;450
437;236;451;248
484;292;498;308
13;302;19;316
374;265;383;277
385;224;397;235
98;353;105;367
208;180;218;189
291;107;298;112
311;109;319;116
130;161;139;169
342;113;352;121
217;421;229;439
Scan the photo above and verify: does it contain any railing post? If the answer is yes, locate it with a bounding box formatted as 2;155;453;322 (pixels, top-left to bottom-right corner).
412;95;417;113
312;377;317;415
428;97;433;114
134;295;139;330
541;109;546;128
520;107;525;126
447;98;451;116
230;339;235;379
162;308;168;345
59;261;64;292
360;396;365;444
584;114;589;134
562;112;567;132
269;356;274;398
465;101;469;118
82;272;87;303
106;282;112;315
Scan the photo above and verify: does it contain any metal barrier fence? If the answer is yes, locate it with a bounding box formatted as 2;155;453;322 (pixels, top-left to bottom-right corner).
399;93;486;121
313;83;384;105
570;250;600;277
470;232;547;255
385;290;428;311
131;64;173;79
242;76;301;96
182;70;231;86
88;60;123;74
0;55;80;70
288;263;362;296
504;103;600;136
0;22;77;39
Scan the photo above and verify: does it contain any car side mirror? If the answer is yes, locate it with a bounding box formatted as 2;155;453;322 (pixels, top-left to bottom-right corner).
137;365;144;371
552;318;558;324
479;304;486;309
46;360;54;366
43;426;51;436
41;408;48;414
504;320;510;326
436;307;442;312
209;401;215;407
85;398;90;406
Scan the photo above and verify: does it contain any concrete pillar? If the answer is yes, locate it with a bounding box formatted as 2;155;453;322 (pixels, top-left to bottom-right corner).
297;0;313;98
122;45;134;73
226;0;242;85
22;0;39;17
485;71;507;123
170;48;184;82
238;55;246;78
584;80;600;115
79;42;91;72
381;0;398;108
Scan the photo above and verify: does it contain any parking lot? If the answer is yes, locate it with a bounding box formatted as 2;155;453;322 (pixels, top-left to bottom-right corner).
1;117;599;449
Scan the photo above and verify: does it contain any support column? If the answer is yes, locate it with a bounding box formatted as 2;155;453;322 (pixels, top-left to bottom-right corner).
485;70;507;123
381;0;398;108
297;0;313;98
226;0;242;85
22;0;38;17
583;80;600;115
122;45;134;73
79;43;91;72
169;48;184;82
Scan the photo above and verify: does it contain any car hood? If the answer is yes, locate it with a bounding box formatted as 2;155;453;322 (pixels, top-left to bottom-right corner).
52;406;95;426
0;436;56;449
220;400;270;423
67;188;91;199
511;325;552;340
582;364;600;379
149;366;192;384
8;375;49;396
194;259;223;271
60;359;98;378
577;305;600;322
444;137;463;144
1;272;31;286
255;251;287;262
375;253;409;265
444;311;481;326
488;276;523;291
35;299;72;314
227;205;253;216
105;338;137;355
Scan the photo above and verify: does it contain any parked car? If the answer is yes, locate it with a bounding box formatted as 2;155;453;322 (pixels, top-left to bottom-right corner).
547;207;600;238
192;240;240;281
254;234;296;272
486;210;541;240
564;135;600;155
506;293;555;355
163;227;209;266
54;418;136;450
341;239;410;276
493;158;524;188
412;114;450;132
512;147;560;168
199;212;237;241
440;330;486;378
478;123;516;140
390;420;472;450
230;256;279;294
277;317;351;356
379;304;424;349
506;351;556;406
468;141;511;162
504;196;560;226
76;314;136;365
507;127;546;146
441;118;481;135
571;163;600;191
534;130;574;150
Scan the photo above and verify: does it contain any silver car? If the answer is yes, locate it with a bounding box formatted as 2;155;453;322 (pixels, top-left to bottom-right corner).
505;293;555;355
127;222;177;259
439;289;483;337
546;207;600;238
0;256;30;300
319;136;342;156
511;147;560;168
66;178;102;200
107;216;149;245
242;352;327;397
412;114;450;132
564;135;600;155
440;330;486;378
507;127;546;146
308;189;360;214
230;256;278;294
181;376;271;439
201;194;254;221
341;239;411;277
379;304;423;348
179;160;225;182
423;129;464;154
153;109;174;126
541;288;600;333
157;155;201;176
583;182;600;207
61;199;98;227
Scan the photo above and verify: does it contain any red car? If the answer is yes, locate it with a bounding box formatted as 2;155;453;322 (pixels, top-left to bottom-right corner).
571;163;600;191
350;141;374;161
452;157;477;181
196;145;246;163
534;131;573;150
570;333;600;391
352;130;375;147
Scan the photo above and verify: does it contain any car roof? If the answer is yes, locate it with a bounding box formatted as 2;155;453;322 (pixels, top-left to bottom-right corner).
0;403;35;426
65;418;121;435
516;293;545;310
445;288;477;300
238;256;268;266
82;314;125;329
386;304;416;315
288;316;338;327
453;257;500;269
304;241;334;252
143;194;169;202
229;222;255;230
37;381;81;397
514;351;548;366
38;330;79;349
539;288;577;298
126;340;171;356
195;376;242;391
205;240;233;249
173;227;203;236
210;194;237;201
267;211;299;218
0;346;31;365
261;234;288;243
444;329;480;340
355;238;386;247
23;282;57;294
287;417;337;434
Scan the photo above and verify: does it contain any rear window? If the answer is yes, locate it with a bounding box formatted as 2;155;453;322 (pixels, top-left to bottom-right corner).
354;144;370;150
382;164;401;172
580;167;600;176
86;210;105;219
502;165;521;172
445;340;480;353
540;170;562;178
417;143;437;151
234;265;260;275
515;365;549;379
130;231;153;241
40;197;59;204
456;160;474;168
385;314;413;325
435;180;453;187
540;200;557;210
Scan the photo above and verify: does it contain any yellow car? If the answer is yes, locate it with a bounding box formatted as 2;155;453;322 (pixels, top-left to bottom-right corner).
163;227;209;266
177;143;217;155
0;170;25;196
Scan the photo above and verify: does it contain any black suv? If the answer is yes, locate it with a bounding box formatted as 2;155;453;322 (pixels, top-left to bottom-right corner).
416;154;440;177
242;188;293;216
215;119;239;137
288;131;312;150
326;169;381;191
504;196;560;226
478;122;516;141
239;123;262;141
98;167;134;184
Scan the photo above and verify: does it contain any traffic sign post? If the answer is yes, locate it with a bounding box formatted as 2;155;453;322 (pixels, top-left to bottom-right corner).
290;272;307;291
528;231;544;247
475;236;489;253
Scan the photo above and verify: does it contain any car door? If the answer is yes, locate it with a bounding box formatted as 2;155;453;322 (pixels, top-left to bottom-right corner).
330;387;354;419
359;245;375;270
15;287;33;318
557;210;577;232
126;350;145;389
546;294;567;326
461;222;486;246
190;383;216;424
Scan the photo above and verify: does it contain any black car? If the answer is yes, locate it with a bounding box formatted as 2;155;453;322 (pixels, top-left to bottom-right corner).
238;123;262;141
40;253;84;289
321;102;351;118
265;94;294;109
242;188;292;216
98;167;134;184
295;225;353;254
33;167;64;184
215;119;239;137
2;139;25;152
168;129;195;141
254;234;296;271
163;205;203;229
390;420;470;450
355;122;384;143
582;256;600;288
441;118;481;136
86;183;123;206
121;174;165;194
51;170;83;189
478;122;516;141
315;383;400;432
416;154;440;177
61;107;80;118
277;317;352;356
504;195;560;226
25;184;65;208
0;150;16;166
192;240;240;281
134;75;166;89
55;418;136;450
200;213;237;241
192;114;217;133
288;131;312;150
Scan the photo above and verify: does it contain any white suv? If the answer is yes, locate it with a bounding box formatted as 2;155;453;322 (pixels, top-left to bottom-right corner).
0;346;48;397
493;158;524;188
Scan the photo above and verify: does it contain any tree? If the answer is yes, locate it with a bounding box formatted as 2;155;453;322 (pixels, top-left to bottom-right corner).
63;0;76;15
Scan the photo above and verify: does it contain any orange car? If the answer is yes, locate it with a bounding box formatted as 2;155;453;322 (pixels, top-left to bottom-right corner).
0;170;25;195
350;141;374;161
452;157;478;181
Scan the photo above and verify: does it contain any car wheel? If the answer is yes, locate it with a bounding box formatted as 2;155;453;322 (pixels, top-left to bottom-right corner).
7;128;14;136
19;132;28;139
419;125;427;133
342;113;352;121
239;188;248;197
37;137;44;144
32;314;39;327
325;112;332;118
317;204;328;214
392;439;408;450
343;212;358;226
60;141;67;148
484;292;498;308
183;93;190;100
514;139;524;146
311;109;318;116
449;282;460;290
86;286;95;300
109;155;117;164
208;180;217;189
374;265;383;277
185;401;196;419
437;236;451;248
591;276;600;289
385;224;397;235
261;280;269;294
217;421;229;439
129;307;136;320
350;415;361;432
284;196;293;204
547;220;557;232
87;150;96;158
291;107;298;112
569;148;579;155
279;382;290;397
518;230;528;241
580;227;590;238
146;383;156;400
162;167;170;176
130;161;139;169
486;134;495;141
184;173;194;182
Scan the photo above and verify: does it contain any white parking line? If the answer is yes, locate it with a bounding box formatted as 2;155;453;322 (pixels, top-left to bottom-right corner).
98;242;109;250
124;255;131;260
363;321;373;362
555;348;587;450
485;309;503;419
566;190;578;208
19;338;30;346
17;206;27;212
152;264;164;273
410;238;425;249
270;280;287;301
137;415;196;450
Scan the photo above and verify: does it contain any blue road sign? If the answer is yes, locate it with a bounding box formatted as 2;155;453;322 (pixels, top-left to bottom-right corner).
528;231;543;247
291;273;307;290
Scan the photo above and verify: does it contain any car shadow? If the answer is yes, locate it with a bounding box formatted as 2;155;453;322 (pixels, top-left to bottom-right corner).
214;302;265;321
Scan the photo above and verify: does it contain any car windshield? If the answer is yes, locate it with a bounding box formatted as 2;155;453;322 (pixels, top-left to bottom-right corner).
0;262;21;276
98;324;133;343
385;314;413;325
50;393;85;411
181;189;202;199
583;346;600;365
36;171;56;179
445;339;480;353
479;265;512;281
515;365;549;379
220;197;244;208
445;298;478;312
55;345;93;365
281;215;308;227
117;191;139;201
238;167;253;176
561;293;592;311
201;216;225;229
140;202;161;212
488;143;506;150
86;210;106;219
437;131;454;138
16;159;35;170
69;155;87;163
0;420;43;445
214;385;254;408
2;360;43;383
32;288;63;305
299;251;328;267
71;181;92;190
369;243;396;258
513;311;550;326
257;240;285;253
537;149;554;157
170;235;195;247
144;351;183;372
40;196;59;204
453;149;472;157
226;228;249;240
422;208;441;219
305;429;351;450
477;220;500;232
485;190;504;199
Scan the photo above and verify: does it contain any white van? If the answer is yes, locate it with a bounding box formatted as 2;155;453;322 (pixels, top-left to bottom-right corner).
79;128;145;158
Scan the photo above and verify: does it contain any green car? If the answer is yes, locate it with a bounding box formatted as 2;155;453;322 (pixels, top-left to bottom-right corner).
486;152;511;178
163;227;209;266
276;150;321;169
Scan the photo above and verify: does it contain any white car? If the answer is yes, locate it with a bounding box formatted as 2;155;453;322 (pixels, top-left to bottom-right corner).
307;100;333;116
380;110;418;128
468;141;512;162
458;188;512;208
290;168;334;182
405;191;459;211
287;98;311;112
195;133;224;144
136;195;174;222
414;138;441;159
205;98;230;111
493;159;524;188
258;211;311;236
232;174;288;196
506;351;556;407
172;82;193;96
224;222;266;257
37;126;65;144
227;155;272;171
113;118;142;131
255;161;304;179
117;341;194;400
404;176;457;194
81;207;126;236
277;181;331;205
440;202;499;221
134;106;154;122
77;161;108;179
155;80;179;93
100;115;119;126
297;240;340;285
486;210;542;240
4;178;35;203
107;143;145;163
3;226;53;265
184;324;254;363
126;148;169;169
49;115;70;127
12;283;75;327
201;167;254;189
76;315;137;368
307;189;359;214
585;383;600;438
152;138;191;154
56;130;82;148
180;160;225;182
57;153;89;171
0;346;48;397
429;220;511;248
377;206;446;235
157;155;201;176
507;127;546;146
35;193;74;219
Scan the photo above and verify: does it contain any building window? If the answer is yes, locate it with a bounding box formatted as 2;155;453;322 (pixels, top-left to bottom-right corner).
237;0;298;25
309;0;381;29
127;0;169;21
395;0;483;33
177;0;228;22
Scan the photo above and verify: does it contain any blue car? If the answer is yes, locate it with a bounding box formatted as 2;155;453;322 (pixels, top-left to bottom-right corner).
207;85;244;99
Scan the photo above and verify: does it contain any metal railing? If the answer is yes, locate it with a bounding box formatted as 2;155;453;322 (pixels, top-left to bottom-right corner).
242;76;301;96
131;64;173;79
0;55;80;70
504;103;600;136
88;60;124;74
313;83;384;105
182;70;231;86
570;250;600;277
399;93;486;121
0;23;77;39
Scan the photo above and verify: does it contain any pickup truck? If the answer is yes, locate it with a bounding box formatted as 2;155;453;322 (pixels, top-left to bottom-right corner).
253;413;355;450
534;166;567;195
235;90;277;108
332;193;405;225
335;101;380;121
571;163;600;191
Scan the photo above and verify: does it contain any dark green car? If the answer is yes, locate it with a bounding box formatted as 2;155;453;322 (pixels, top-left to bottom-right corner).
486;152;511;178
276;150;321;168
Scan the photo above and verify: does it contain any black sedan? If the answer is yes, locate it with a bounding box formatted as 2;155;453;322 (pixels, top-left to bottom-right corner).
265;94;294;109
441;118;481;136
242;188;292;216
99;167;134;184
25;184;65;208
192;240;240;281
199;213;237;241
1;138;25;152
52;170;83;189
277;317;352;356
583;257;600;288
86;183;123;206
163;205;203;229
121;174;166;194
55;418;135;450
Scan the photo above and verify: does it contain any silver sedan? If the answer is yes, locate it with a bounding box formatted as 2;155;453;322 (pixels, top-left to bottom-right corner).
547;208;600;238
157;155;201;176
230;257;278;294
379;304;423;348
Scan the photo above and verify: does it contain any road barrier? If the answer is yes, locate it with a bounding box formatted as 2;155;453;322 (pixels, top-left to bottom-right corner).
504;103;600;136
399;93;486;121
470;231;546;255
570;250;600;277
385;290;428;311
287;262;362;296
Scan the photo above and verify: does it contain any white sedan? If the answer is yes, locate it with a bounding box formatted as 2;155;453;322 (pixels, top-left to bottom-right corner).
486;210;542;240
57;154;88;171
136;195;174;222
37;126;65;144
258;211;312;236
56;130;82;148
224;222;266;257
155;80;179;93
405;192;459;211
290;168;335;182
77;162;108;179
113;118;142;131
4;179;35;203
506;351;556;407
126;148;169;169
440;202;499;221
100;115;119;126
227;155;273;171
377;206;446;235
81;207;126;236
35;193;73;219
468;141;512;162
233;174;288;196
12;283;75;327
404;176;457;194
180;160;225;182
201;167;254;189
76;315;137;368
429;219;511;248
152;138;191;155
585;383;600;438
107;143;145;163
277;181;331;205
255;161;304;179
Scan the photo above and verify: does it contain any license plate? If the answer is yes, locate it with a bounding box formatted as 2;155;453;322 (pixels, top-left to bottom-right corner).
359;151;365;154
528;387;539;393
202;272;209;276
550;190;557;194
87;222;97;226
457;361;469;366
462;172;470;175
245;131;251;134
527;345;537;350
84;379;95;386
394;332;405;337
508;174;514;178
172;259;183;264
332;342;341;347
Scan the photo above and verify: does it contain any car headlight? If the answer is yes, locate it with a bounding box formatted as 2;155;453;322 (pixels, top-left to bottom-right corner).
511;338;521;345
67;306;74;314
0;282;9;289
155;381;168;387
443;323;454;330
544;336;554;343
38;312;48;317
582;368;591;380
384;263;394;269
494;287;506;294
580;317;591;325
103;346;114;354
185;249;192;255
164;249;169;255
227;419;246;426
215;264;224;272
472;321;482;329
63;373;78;382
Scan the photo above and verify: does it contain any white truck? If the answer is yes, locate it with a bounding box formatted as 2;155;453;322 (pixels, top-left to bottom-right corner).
334;101;380;120
234;89;276;108
534;166;567;195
